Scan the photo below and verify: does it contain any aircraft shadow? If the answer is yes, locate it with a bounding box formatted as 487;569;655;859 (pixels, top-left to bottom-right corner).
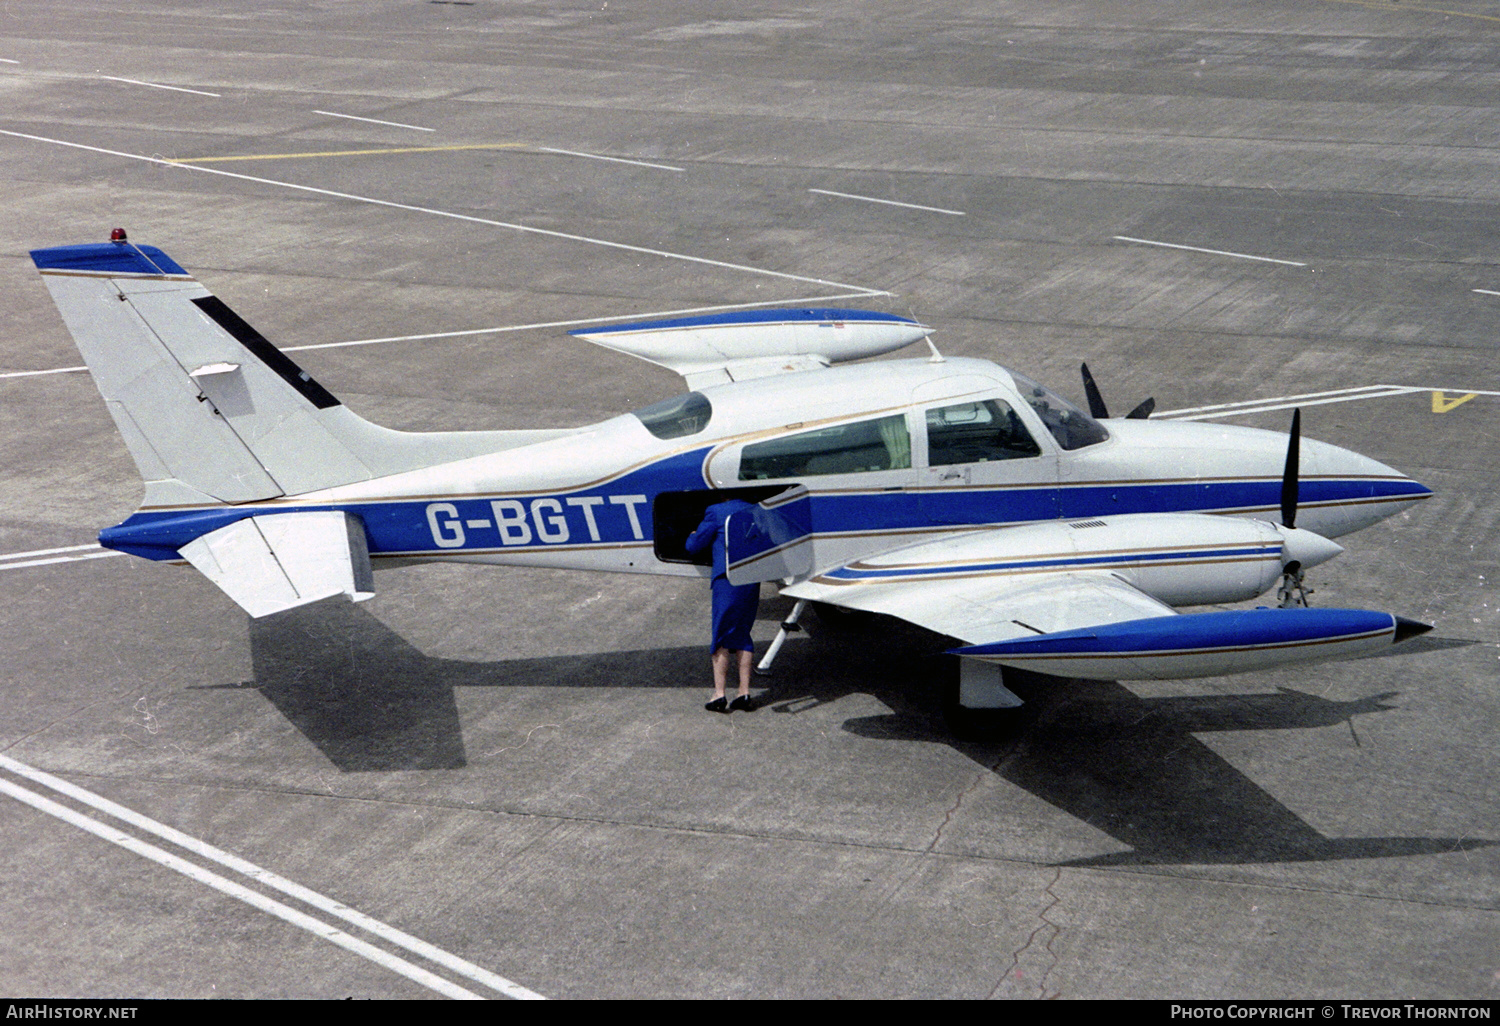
237;598;1489;866
243;597;720;772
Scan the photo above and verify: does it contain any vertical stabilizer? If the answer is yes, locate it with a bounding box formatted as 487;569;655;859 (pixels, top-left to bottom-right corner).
31;237;575;508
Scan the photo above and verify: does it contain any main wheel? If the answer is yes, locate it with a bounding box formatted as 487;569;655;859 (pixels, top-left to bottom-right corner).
810;601;877;631
937;656;1027;741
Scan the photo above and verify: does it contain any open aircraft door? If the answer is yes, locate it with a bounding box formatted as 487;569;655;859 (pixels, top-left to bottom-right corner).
912;376;1060;527
725;486;814;585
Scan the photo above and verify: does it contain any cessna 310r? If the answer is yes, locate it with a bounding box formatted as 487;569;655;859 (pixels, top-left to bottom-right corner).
31;234;1434;724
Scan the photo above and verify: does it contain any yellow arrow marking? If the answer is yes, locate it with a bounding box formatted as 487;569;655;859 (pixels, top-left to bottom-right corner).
168;143;527;163
1432;391;1478;413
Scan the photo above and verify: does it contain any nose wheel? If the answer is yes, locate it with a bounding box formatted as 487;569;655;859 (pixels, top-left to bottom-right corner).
1277;560;1311;609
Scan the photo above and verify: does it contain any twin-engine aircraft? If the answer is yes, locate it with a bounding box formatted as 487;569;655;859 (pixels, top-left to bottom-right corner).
31;235;1434;721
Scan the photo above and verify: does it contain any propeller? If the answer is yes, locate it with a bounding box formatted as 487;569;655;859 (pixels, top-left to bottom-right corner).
1079;363;1155;420
1080;362;1110;419
1280;408;1301;529
1277;408;1309;607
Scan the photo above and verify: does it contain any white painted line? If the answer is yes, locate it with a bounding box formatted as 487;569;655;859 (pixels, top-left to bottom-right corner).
0;58;19;64
0;753;545;1000
0;543;104;562
808;188;966;216
283;292;880;352
98;76;220;98
314;110;435;132
1161;384;1499;421
0;365;87;379
0;550;121;571
1473;288;1500;297
0;293;882;375
537;146;683;172
0;129;885;296
1161;384;1402;418
1112;235;1306;267
1163;389;1416;421
0;775;487;1000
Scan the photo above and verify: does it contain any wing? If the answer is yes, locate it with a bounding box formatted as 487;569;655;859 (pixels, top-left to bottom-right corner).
569;308;931;388
785;564;1176;646
783;515;1417;681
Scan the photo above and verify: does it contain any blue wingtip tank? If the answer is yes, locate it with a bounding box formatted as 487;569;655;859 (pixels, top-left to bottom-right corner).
953;607;1434;681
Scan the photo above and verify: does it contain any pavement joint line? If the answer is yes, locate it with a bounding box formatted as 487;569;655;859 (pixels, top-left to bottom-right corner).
97;76;220;97
1314;0;1500;24
53;770;1500;915
1112;235;1307;267
0;753;545;1000
808;188;967;216
0;129;885;296
537;146;684;171
313;110;435;132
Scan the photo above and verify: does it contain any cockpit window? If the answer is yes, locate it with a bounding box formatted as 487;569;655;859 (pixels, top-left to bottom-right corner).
634;392;712;439
739;414;911;480
1009;373;1110;451
927;399;1041;465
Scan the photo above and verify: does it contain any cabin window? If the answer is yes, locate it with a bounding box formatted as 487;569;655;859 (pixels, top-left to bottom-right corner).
634;392;712;439
926;399;1041;465
739;414;911;480
1009;373;1110;451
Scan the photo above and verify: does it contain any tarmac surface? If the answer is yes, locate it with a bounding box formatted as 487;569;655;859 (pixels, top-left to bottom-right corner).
1;0;1498;1001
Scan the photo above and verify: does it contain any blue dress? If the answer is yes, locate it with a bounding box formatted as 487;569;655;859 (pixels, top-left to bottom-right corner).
685;500;761;653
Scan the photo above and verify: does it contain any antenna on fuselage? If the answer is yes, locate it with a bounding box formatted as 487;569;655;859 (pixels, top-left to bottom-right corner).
925;335;945;363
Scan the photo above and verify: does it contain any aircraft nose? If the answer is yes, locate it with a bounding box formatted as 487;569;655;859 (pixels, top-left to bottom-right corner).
1277;525;1345;569
1299;438;1433;537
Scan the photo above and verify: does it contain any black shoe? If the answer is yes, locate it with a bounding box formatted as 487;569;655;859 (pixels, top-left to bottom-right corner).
729;694;755;712
705;697;729;713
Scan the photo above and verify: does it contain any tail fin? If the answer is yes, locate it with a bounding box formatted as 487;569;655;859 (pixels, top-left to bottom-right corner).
32;237;568;508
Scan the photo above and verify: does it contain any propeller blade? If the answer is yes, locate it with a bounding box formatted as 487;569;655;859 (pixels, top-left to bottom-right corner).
1281;408;1301;529
1080;363;1110;420
1125;397;1155;420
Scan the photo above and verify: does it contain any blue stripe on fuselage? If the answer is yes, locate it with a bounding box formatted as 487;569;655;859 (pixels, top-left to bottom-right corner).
99;456;1427;562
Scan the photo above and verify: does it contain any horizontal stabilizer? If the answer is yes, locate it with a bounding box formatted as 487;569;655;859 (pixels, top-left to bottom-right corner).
570;308;930;387
179;511;375;618
952;607;1423;681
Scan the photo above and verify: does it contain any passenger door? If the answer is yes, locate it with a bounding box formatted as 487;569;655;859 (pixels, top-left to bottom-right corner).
913;377;1060;527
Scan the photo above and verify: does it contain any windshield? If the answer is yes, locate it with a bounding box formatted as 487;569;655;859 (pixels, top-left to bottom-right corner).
1009;372;1110;451
633;392;712;439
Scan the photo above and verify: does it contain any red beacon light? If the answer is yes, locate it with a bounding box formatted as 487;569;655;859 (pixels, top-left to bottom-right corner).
109;228;128;242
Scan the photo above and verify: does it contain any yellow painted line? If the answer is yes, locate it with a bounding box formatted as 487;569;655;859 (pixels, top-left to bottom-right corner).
1432;391;1478;413
1315;0;1500;24
168;143;527;164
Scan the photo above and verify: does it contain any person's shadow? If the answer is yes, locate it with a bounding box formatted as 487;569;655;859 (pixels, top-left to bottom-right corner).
212;596;1486;867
